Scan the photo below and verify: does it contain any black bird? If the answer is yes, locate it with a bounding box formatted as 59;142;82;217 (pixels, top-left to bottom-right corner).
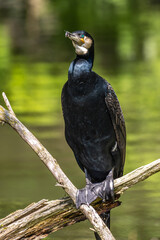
61;30;126;238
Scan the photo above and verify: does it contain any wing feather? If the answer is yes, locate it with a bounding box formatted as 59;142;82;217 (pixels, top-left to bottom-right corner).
105;83;126;172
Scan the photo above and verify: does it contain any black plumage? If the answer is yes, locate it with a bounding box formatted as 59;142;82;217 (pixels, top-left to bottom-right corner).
61;30;126;237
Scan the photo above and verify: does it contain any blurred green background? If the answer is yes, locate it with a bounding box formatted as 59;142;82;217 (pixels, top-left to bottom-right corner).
0;0;160;239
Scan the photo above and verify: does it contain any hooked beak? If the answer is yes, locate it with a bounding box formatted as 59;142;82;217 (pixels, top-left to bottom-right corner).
65;31;84;45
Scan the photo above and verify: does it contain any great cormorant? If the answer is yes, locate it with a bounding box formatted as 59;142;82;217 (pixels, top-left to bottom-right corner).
61;30;126;238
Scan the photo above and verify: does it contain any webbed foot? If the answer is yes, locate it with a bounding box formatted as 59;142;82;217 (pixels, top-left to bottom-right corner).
76;168;114;208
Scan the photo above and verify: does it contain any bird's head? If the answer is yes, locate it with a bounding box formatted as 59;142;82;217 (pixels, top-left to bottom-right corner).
65;30;94;57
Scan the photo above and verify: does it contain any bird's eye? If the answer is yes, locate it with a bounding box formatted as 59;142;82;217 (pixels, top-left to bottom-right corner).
81;34;85;38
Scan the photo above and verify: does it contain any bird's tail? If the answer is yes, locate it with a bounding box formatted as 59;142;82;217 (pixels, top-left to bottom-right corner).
94;210;110;240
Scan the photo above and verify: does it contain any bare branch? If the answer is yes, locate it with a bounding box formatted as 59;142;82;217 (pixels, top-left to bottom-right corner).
0;93;115;239
114;158;160;194
0;198;120;240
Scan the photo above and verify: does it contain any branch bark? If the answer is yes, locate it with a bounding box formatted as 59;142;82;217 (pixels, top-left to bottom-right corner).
0;198;120;240
0;93;160;240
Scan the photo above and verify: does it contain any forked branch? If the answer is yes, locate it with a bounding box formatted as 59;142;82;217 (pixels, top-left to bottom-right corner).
0;93;115;239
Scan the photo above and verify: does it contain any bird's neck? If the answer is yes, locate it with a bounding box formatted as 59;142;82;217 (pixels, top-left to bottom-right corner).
68;54;94;81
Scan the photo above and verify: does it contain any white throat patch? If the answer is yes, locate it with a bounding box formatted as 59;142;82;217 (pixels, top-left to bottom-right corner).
75;45;88;55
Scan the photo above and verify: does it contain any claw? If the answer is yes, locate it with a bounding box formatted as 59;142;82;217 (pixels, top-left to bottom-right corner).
76;186;97;208
76;168;115;208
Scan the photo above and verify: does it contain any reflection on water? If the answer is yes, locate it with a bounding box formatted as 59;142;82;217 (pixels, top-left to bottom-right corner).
0;0;160;239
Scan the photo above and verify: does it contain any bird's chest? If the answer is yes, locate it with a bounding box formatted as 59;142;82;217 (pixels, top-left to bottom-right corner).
65;85;101;121
63;83;112;141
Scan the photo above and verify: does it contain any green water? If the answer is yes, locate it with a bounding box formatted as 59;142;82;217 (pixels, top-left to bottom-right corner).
0;0;160;239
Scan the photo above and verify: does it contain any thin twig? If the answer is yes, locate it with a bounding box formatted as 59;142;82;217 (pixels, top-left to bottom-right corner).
2;92;16;116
